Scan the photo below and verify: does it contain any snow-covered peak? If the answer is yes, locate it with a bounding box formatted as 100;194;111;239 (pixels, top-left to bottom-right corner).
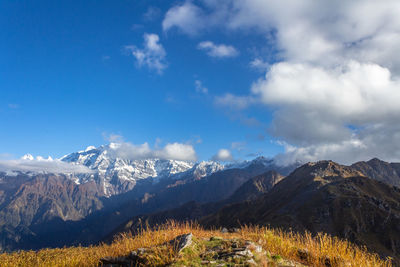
84;145;96;152
57;144;291;196
60;144;197;196
227;156;274;169
191;161;225;178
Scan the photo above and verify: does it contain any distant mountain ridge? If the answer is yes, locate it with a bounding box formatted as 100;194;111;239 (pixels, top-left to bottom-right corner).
0;146;297;251
59;144;285;196
352;157;400;187
201;160;400;262
105;159;400;263
3;148;400;262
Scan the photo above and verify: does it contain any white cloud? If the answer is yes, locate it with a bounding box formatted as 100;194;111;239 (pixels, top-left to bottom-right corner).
0;156;93;174
162;1;205;35
214;93;256;110
107;142;197;161
212;149;233;162
103;132;124;143
125;33;167;74
195;80;208;94
163;0;400;164
250;61;400;164
197;41;238;58
250;58;269;71
231;142;245;151
143;7;161;22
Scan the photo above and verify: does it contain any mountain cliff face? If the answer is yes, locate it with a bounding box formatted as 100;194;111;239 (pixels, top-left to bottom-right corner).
352;158;400;187
227;170;284;203
105;170;287;241
201;161;400;261
60;144;197;196
0;173;104;251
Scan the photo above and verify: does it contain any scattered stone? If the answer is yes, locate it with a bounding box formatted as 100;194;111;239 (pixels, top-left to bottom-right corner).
168;233;193;252
100;234;308;267
221;227;228;233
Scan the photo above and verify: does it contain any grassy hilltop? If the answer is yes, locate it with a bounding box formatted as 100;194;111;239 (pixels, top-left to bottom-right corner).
0;221;393;267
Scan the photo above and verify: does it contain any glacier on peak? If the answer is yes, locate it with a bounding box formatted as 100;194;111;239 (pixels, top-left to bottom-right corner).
7;145;284;197
60;143;212;196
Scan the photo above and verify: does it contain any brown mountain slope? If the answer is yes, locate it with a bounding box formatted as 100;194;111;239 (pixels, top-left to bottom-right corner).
352;158;400;187
104;170;286;242
227;170;284;203
0;160;298;251
0;173;104;251
201;161;400;262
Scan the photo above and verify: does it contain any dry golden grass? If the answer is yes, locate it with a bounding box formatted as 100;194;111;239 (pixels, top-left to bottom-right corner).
0;221;393;267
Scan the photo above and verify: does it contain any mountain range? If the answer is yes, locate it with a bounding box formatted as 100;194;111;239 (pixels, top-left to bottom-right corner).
1;144;400;263
0;144;294;251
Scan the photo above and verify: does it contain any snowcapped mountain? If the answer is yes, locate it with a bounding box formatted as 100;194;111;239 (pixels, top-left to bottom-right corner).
5;144;290;197
61;143;194;179
173;161;226;181
60;143;227;196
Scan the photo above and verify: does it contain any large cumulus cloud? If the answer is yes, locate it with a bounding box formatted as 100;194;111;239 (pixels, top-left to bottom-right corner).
164;0;400;164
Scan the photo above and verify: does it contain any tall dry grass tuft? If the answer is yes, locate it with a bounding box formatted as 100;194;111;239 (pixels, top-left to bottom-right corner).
0;220;393;267
239;225;392;267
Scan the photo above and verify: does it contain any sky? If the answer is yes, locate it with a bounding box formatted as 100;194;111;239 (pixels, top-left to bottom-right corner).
2;0;400;166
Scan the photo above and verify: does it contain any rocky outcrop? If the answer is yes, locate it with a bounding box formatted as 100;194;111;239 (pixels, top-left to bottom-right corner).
100;233;306;267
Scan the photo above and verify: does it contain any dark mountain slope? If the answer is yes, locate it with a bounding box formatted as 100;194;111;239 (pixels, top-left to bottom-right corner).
105;170;286;242
227;170;284;203
202;161;400;261
2;161;294;251
352;158;400;187
72;167;267;245
0;173;104;251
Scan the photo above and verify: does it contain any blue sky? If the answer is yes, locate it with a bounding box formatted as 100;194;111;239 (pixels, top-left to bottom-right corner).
2;1;400;165
0;0;280;161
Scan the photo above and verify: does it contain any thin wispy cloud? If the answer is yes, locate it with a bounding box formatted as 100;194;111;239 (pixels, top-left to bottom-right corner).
250;58;269;71
231;141;245;151
102;132;124;143
214;93;256;110
0;156;93;174
143;6;161;22
197;41;238;58
195;80;208;94
125;33;167;74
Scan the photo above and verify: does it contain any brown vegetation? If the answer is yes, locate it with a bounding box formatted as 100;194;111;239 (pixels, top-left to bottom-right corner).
0;221;392;267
